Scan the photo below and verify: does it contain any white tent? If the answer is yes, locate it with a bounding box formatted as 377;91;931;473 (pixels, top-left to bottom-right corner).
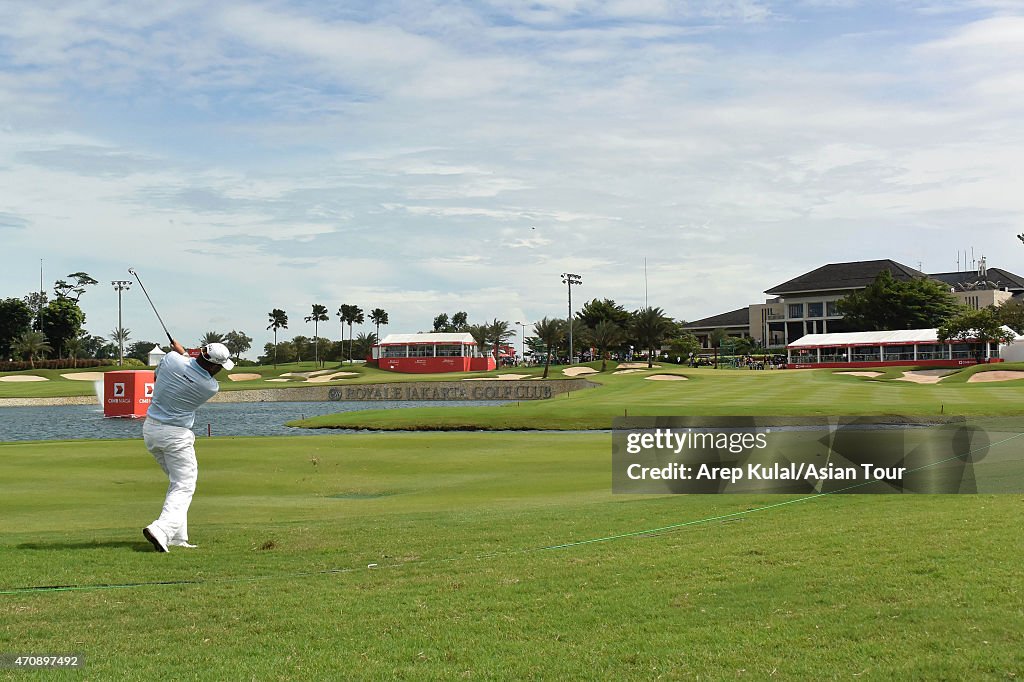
147;345;167;366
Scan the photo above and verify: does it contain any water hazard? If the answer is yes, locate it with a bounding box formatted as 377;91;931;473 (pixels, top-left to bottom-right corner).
0;401;508;442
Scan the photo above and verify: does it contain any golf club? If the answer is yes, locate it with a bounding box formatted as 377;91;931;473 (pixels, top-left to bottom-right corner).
128;267;174;345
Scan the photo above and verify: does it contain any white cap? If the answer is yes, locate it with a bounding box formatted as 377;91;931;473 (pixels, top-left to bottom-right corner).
201;343;235;370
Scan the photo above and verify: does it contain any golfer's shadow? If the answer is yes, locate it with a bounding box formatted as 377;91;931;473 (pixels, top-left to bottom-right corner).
18;540;152;552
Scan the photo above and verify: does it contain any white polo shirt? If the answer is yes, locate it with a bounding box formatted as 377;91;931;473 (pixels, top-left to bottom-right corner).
146;351;220;429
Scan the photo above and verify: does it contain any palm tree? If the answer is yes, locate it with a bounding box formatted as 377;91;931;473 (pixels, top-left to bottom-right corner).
266;309;289;368
487;319;515;370
337;305;354;363
200;331;225;345
467;323;490;361
64;335;85;369
14;330;52;369
532;317;566;379
337;305;364;364
369;308;388;343
348;306;364;364
351;332;378;362
591;320;625;372
110;326;131;366
632;306;674;368
304;304;330;367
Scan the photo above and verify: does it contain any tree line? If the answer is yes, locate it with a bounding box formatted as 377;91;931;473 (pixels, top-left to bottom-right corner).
5;268;1019;371
0;272;256;368
263;306;389;367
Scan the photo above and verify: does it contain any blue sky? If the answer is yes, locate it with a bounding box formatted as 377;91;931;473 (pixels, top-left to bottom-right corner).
2;0;1023;356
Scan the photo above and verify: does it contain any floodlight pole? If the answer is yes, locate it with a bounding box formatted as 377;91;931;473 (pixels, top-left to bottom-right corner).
111;280;132;366
515;321;527;363
560;273;582;364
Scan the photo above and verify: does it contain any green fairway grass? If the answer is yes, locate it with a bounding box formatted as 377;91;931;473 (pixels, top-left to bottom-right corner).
291;364;1024;431
1;434;1021;679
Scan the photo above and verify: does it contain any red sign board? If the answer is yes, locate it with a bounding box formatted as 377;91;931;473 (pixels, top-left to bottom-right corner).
103;370;156;419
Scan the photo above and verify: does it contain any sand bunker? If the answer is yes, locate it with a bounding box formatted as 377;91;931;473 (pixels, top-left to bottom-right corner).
60;372;105;381
893;369;958;384
0;375;49;382
646;374;688;381
966;371;1024;383
265;378;290;382
463;374;530;381
563;367;598;376
837;371;883;378
227;373;262;382
613;369;647;374
306;372;358;382
618;363;660;369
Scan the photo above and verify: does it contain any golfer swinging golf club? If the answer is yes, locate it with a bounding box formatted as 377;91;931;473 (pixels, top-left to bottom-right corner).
142;338;233;552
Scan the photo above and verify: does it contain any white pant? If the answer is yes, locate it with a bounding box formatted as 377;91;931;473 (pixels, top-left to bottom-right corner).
143;418;198;545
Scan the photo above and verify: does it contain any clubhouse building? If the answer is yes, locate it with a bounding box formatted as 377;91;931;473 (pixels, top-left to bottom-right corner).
682;257;1024;368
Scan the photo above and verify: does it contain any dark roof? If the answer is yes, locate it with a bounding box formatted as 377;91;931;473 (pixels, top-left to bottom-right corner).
684;307;750;330
928;268;1024;292
765;260;928;295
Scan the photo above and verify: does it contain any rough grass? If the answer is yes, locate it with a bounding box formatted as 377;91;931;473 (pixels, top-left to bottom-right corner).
1;434;1021;679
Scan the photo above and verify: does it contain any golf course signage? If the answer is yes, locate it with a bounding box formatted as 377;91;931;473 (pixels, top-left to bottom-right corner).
208;379;594;405
327;382;554;401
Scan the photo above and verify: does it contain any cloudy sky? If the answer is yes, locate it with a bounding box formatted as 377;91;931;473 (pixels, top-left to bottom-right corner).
2;0;1022;356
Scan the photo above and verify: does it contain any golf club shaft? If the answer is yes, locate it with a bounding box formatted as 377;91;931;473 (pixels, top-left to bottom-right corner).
128;268;174;344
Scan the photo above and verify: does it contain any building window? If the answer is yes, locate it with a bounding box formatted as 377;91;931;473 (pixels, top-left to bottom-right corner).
435;344;465;357
408;345;432;357
382;345;407;358
851;346;881;362
788;303;804;319
807;302;823;318
826;301;840;317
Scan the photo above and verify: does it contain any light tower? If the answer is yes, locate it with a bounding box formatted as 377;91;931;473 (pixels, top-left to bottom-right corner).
560;273;582;364
515;320;527;363
111;279;132;366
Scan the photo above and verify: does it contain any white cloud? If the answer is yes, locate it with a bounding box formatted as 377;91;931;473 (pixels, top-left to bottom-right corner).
2;1;1023;354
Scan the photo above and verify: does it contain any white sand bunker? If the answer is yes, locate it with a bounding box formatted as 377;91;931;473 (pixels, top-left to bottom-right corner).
563;367;598;376
837;371;883;378
613;369;647;374
0;375;49;382
61;372;105;381
618;362;660;369
646;374;689;381
266;378;290;382
306;372;358;382
227;373;262;382
463;374;530;381
893;369;958;384
967;371;1024;383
